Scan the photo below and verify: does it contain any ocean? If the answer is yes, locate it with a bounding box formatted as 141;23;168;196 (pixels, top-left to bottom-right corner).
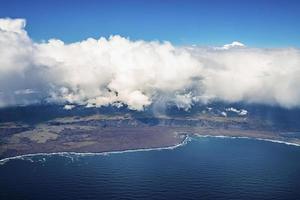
1;136;300;200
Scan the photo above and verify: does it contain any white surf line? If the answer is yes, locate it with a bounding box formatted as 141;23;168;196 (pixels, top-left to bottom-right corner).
195;134;300;147
0;135;190;165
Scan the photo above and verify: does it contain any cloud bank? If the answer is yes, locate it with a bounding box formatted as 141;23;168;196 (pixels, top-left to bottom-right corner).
1;18;300;110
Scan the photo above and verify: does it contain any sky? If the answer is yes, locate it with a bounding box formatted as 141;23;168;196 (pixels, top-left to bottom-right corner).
0;0;300;47
0;0;300;110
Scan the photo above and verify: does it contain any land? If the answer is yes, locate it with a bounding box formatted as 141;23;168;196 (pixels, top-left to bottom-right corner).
1;113;300;160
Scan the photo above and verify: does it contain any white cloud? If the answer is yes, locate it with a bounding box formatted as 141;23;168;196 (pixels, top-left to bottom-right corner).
221;111;227;117
14;89;37;95
63;104;75;110
0;18;26;34
225;107;248;116
218;41;246;50
1;18;300;110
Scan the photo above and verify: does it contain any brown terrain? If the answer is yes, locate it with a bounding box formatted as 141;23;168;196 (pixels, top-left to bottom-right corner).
1;114;300;160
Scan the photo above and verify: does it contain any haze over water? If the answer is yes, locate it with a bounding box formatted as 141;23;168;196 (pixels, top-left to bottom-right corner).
1;137;300;200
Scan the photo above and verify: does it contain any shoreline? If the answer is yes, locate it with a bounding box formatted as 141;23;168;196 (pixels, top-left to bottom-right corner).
194;134;300;147
0;135;190;164
1;134;300;165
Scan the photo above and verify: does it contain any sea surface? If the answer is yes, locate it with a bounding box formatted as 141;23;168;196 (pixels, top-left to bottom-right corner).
1;136;300;200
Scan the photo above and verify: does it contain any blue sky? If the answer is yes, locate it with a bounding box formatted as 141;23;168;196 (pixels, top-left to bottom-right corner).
0;0;299;47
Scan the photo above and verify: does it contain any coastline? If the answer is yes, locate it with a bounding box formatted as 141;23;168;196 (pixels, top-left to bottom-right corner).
0;135;190;164
2;134;300;165
194;134;300;147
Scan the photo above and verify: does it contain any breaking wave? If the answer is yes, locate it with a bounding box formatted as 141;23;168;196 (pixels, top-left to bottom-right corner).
0;135;190;165
1;134;299;166
195;134;300;147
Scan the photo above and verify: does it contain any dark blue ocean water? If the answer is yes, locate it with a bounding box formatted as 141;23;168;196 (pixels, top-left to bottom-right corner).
1;137;300;200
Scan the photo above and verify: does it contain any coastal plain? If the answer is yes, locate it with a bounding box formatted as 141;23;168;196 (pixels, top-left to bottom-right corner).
1;112;300;160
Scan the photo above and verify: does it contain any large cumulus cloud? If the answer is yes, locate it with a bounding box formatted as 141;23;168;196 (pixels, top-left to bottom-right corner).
1;18;300;110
